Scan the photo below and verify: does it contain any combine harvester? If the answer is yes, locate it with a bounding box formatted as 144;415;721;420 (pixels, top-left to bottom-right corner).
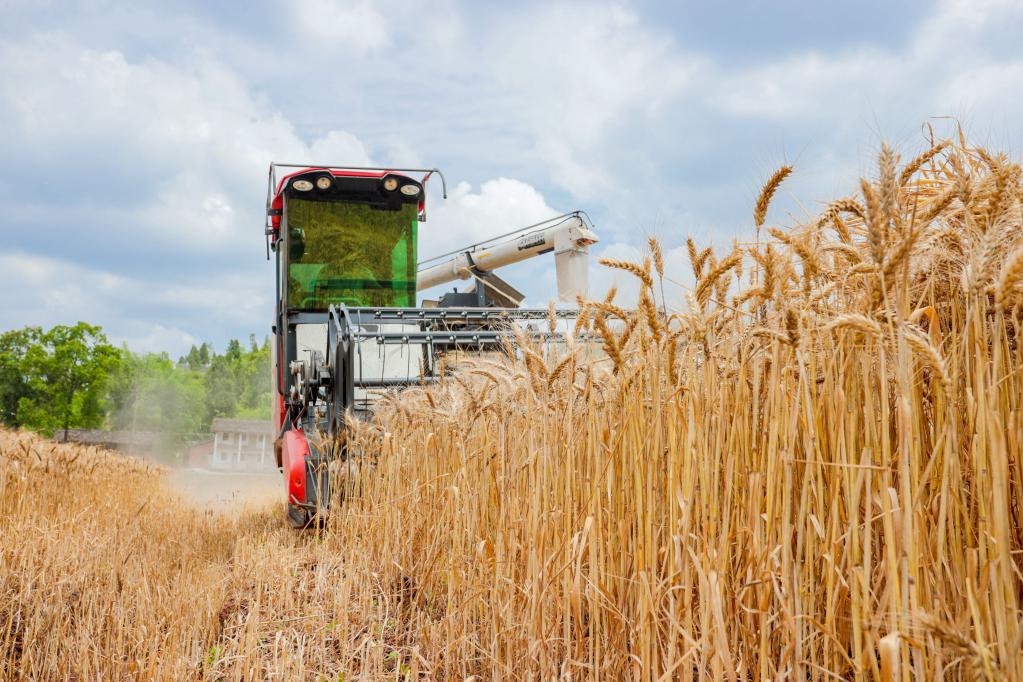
264;164;599;526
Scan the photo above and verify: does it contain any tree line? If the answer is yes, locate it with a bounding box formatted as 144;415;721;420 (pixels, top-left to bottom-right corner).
0;322;272;455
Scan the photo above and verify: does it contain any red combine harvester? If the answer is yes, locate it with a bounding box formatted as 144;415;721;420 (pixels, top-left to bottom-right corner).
265;163;598;527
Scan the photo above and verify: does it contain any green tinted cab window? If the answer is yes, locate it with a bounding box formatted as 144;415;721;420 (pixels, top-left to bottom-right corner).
286;199;418;309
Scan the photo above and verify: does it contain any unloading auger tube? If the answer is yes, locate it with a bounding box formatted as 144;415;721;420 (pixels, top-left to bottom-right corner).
278;304;583;527
416;212;598;302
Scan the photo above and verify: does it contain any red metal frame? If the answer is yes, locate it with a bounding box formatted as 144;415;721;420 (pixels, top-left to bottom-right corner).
267;168;420;234
281;429;310;505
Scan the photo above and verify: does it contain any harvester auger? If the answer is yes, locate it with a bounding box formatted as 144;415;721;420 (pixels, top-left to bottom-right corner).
265;163;599;527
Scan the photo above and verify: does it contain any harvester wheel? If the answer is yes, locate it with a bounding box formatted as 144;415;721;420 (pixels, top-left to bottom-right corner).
286;503;311;529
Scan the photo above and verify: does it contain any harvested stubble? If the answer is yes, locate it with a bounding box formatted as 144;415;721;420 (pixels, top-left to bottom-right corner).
0;430;429;680
2;137;1022;680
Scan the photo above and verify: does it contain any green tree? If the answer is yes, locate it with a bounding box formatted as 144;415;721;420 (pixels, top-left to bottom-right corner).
5;323;120;435
235;336;272;419
0;327;42;426
180;342;213;371
1;323;273;443
202;337;271;423
107;350;206;456
204;351;240;421
197;342;210;366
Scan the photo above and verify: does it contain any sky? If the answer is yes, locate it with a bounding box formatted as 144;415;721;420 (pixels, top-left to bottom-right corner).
1;0;1022;357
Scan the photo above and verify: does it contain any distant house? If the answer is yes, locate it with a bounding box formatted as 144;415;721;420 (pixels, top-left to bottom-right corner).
195;418;276;472
54;429;159;455
186;438;214;469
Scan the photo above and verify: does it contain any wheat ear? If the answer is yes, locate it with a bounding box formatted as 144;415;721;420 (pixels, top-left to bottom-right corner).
899;140;950;186
547;350;579;388
903;325;952;390
599;258;653;289
754;165;794;227
824;313;883;339
861;178;885;264
879;143;900;228
648;237;664;278
695;252;742;305
996;246;1023;310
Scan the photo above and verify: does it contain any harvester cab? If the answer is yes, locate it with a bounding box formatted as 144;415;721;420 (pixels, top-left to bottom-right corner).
265;163;598;527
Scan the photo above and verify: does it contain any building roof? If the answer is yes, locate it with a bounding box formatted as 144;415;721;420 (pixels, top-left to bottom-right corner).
55;429;159;446
211;418;275;435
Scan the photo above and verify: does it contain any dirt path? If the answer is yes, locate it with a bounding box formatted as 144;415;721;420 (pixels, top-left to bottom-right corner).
165;468;282;510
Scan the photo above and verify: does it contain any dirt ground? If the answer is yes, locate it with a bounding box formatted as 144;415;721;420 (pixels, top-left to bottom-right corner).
166;468;282;510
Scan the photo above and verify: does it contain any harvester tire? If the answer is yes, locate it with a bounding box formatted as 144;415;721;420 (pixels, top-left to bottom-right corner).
286;503;311;529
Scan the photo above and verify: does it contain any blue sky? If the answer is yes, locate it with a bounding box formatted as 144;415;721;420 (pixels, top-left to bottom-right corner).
1;0;1021;356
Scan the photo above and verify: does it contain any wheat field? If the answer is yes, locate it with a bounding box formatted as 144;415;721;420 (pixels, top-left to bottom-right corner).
3;136;1023;679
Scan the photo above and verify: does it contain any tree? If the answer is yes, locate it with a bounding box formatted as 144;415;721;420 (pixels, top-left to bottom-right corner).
1;322;273;443
5;323;120;435
107;350;206;459
202;337;271;423
235;336;271;419
0;327;41;426
180;342;213;370
204;352;240;421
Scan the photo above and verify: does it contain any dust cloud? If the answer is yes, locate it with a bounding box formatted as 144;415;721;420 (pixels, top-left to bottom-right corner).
166;469;281;511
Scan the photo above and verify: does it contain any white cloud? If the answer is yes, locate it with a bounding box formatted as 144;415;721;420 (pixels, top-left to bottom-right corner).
0;249;270;357
308;130;373;166
111;323;200;357
292;0;391;54
0;34;392;348
0;30;604;347
0;34;380;245
711;50;891;120
3;0;1023;352
0;251;122;323
938;62;1023;121
485;4;700;199
709;0;1023;125
425;178;558;256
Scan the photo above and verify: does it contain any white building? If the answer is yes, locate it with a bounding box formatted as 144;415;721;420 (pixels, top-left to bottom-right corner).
208;418;275;471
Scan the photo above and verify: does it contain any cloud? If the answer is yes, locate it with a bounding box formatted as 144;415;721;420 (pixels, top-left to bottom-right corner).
711;50;891;120
2;0;1023;352
291;0;391;54
0;33;388;350
114;324;201;357
0;28;586;348
425;178;559;254
0;250;267;357
485;4;700;200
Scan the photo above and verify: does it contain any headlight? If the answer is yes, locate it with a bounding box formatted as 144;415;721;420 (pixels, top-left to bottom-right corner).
383;177;399;192
400;184;421;196
292;179;313;191
315;176;332;190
